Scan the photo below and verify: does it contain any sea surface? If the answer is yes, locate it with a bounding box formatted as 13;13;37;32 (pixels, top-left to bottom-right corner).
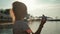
0;21;60;34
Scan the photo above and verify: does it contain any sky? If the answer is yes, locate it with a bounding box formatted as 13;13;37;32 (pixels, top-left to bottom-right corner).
0;0;60;19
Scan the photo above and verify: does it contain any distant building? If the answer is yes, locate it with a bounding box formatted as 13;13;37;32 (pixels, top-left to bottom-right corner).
0;9;12;22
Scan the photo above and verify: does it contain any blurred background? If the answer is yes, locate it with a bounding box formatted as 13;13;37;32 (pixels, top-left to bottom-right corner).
0;0;60;34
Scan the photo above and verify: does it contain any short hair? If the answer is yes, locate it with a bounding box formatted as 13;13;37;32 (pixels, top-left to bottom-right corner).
12;1;27;19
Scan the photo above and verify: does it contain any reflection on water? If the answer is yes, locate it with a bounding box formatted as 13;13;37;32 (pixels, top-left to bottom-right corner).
0;21;60;34
0;24;13;34
0;29;13;34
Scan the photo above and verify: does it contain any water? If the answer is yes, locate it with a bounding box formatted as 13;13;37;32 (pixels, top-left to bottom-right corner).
0;29;13;34
41;21;60;34
0;21;60;34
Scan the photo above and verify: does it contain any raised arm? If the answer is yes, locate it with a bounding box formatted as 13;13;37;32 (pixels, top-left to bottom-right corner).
32;15;47;34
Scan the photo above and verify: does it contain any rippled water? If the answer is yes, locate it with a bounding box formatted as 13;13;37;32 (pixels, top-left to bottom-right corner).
0;21;60;34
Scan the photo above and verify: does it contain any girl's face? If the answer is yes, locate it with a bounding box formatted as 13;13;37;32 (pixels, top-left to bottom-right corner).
10;9;15;22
